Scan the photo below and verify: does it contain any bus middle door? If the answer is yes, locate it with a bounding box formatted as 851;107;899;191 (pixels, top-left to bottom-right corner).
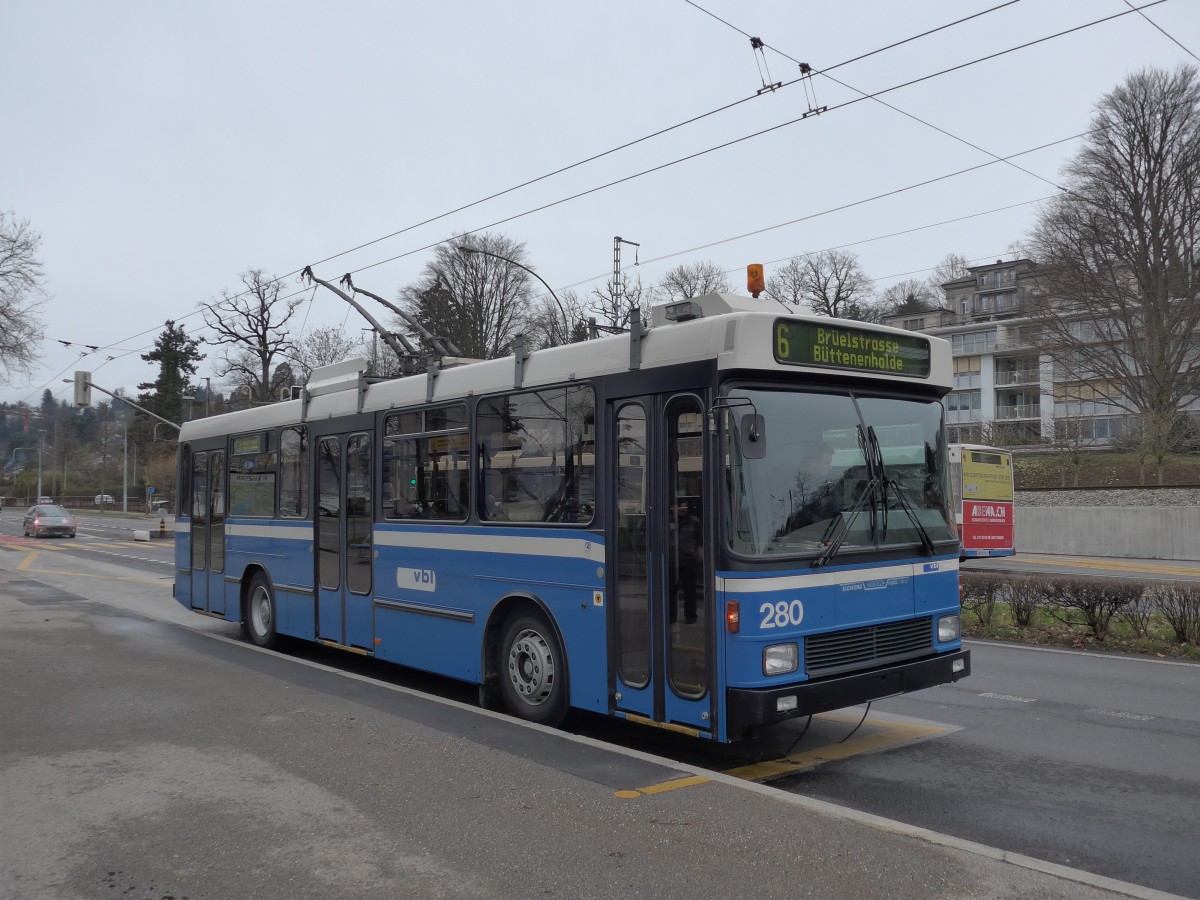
315;432;375;652
609;393;714;735
189;449;227;616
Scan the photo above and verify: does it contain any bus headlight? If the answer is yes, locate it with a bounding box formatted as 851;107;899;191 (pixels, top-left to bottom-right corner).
938;614;961;642
763;643;798;676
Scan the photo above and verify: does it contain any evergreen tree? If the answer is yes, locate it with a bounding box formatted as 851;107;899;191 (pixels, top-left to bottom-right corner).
138;320;205;427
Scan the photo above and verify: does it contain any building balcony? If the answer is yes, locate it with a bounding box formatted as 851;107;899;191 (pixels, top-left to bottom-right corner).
992;338;1033;352
994;369;1039;386
946;409;984;424
996;404;1041;420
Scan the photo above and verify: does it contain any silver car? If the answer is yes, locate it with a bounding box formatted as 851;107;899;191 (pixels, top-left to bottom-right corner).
23;504;77;539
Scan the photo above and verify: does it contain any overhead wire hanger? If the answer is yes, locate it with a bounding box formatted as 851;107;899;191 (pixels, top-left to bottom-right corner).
750;37;781;94
797;62;826;119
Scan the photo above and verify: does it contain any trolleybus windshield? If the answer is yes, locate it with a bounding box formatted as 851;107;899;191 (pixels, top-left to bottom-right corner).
723;386;956;559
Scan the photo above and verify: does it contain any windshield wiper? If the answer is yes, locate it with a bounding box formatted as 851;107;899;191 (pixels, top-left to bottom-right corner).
813;473;879;568
864;425;936;556
815;423;877;568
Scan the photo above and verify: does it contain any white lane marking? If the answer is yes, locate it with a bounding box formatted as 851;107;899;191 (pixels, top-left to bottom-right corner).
76;547;172;567
978;692;1037;703
964;639;1200;668
1087;707;1155;722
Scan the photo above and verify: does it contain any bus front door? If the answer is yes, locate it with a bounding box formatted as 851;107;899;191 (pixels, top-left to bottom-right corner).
189;449;226;615
315;432;375;652
609;393;713;736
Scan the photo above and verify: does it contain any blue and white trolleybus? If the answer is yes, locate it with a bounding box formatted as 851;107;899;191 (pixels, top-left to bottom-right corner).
174;292;969;742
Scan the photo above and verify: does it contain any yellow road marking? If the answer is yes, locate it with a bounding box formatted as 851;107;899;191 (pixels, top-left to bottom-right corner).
1;541;66;552
11;566;161;585
17;550;39;570
1013;554;1199;577
724;714;952;783
615;774;712;799
615;712;953;797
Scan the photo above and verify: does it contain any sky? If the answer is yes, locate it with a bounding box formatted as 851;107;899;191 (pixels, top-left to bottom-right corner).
3;0;1198;407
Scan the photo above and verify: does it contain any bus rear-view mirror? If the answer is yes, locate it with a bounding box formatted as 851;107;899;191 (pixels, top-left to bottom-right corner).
740;413;767;459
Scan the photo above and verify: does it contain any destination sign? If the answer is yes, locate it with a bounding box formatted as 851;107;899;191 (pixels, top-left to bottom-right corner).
773;319;931;377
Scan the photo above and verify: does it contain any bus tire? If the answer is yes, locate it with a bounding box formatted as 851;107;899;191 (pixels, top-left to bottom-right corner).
245;572;280;650
498;612;568;727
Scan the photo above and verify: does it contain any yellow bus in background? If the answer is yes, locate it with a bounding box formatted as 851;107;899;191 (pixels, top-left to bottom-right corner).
949;444;1015;558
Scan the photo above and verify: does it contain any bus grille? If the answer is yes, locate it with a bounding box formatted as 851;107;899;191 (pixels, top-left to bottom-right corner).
804;617;933;678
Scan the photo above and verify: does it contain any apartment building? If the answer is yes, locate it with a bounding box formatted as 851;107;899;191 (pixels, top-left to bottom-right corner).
883;258;1133;447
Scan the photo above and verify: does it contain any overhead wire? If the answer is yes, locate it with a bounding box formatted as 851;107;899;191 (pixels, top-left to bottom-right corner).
1122;0;1199;62
19;1;1162;404
291;2;1032;280
46;0;1033;364
330;3;1161;282
553;130;1084;293
682;0;1172;193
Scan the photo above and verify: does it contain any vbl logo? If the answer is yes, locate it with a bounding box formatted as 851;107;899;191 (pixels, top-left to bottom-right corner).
400;568;437;592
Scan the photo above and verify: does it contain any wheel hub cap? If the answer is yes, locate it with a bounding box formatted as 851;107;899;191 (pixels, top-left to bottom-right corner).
507;629;555;706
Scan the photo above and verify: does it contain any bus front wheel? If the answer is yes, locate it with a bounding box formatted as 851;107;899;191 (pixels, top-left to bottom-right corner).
245;573;280;650
498;612;568;727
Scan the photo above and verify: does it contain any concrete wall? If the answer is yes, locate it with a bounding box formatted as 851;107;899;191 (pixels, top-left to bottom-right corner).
1017;507;1200;561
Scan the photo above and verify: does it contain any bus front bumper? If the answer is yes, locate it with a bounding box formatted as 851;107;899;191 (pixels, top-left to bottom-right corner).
725;649;970;740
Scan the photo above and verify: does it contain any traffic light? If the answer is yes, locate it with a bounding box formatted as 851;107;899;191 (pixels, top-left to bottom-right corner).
74;371;92;408
747;264;765;298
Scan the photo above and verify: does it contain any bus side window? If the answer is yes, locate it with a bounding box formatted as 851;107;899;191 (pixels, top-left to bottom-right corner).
476;384;595;525
383;404;468;522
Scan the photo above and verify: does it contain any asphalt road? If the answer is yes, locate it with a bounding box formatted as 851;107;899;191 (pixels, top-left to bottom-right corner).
1;555;1140;900
3;520;1197;897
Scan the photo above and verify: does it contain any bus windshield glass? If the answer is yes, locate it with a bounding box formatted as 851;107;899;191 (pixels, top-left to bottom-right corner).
724;386;956;559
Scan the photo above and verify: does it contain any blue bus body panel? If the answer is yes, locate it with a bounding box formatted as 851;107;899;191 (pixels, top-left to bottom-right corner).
223;521;315;633
718;555;962;695
372;525;608;712
174;518;191;610
963;548;1016;558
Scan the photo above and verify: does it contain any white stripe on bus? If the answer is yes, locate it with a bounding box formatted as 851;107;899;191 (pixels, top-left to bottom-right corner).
221;521;605;563
717;560;957;593
224;523;311;540
374;529;604;562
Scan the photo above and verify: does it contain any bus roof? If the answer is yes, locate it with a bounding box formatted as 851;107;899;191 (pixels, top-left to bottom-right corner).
180;294;952;443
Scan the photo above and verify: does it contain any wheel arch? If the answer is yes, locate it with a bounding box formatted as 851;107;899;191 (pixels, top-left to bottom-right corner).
479;592;571;711
237;562;271;625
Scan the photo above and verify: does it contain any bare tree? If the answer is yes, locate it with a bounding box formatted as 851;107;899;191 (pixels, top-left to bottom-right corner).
0;211;48;384
398;233;533;360
879;278;939;316
930;252;971;301
652;260;733;304
588;272;648;335
200;269;304;401
528;290;590;348
790;250;875;320
289;326;368;382
764;256;809;308
1027;66;1200;477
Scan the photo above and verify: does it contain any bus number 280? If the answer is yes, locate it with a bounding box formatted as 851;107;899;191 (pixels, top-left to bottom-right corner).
760;600;805;629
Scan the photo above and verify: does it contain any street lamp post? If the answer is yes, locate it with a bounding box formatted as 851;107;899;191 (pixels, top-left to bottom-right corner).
122;415;129;514
36;430;45;500
460;246;572;340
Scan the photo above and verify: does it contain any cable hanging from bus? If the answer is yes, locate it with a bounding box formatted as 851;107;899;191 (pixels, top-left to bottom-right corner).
948;443;1016;559
174;276;969;742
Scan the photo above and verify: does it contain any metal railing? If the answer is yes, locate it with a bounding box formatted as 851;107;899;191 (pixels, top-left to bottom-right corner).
996;404;1041;420
994;369;1040;386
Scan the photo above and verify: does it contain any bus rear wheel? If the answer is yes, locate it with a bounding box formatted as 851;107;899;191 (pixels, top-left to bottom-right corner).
498;612;568;727
245;573;280;650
